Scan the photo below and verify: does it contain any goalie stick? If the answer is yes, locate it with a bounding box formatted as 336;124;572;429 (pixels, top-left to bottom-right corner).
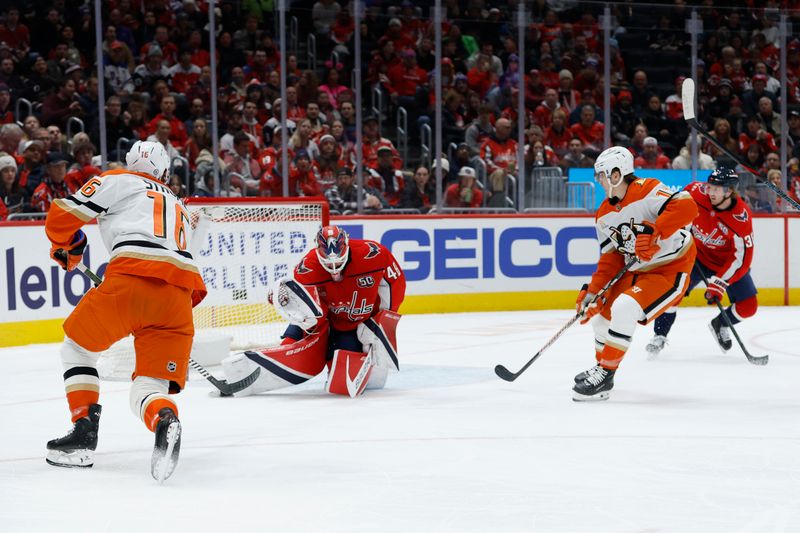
694;265;769;366
495;257;638;382
681;77;800;211
68;260;261;395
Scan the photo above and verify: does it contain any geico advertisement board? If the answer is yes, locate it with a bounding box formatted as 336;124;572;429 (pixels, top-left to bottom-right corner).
0;216;790;323
336;217;600;294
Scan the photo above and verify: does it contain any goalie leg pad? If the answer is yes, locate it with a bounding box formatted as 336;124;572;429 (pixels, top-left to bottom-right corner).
325;350;373;397
356;310;401;371
222;328;329;396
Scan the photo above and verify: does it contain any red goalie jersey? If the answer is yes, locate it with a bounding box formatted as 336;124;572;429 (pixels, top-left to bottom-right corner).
293;239;406;331
685;181;754;284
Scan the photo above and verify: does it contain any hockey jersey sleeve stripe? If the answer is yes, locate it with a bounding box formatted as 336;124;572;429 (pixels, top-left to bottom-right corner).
112;239;194;260
45;199;92;247
719;233;746;282
656;190;682;215
64;194;108;214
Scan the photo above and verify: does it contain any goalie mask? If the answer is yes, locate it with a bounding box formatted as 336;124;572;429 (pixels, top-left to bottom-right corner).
125;140;171;182
316;225;350;277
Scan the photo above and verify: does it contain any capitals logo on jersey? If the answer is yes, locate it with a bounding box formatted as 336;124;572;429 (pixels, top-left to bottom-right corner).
329;292;375;321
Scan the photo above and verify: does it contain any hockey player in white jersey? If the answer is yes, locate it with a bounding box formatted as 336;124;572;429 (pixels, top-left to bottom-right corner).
44;140;206;481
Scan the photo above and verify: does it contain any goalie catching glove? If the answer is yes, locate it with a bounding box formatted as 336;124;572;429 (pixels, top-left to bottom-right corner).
50;230;87;271
268;276;324;331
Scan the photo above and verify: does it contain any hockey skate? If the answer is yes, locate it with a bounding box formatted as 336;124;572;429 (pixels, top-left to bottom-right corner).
645;335;668;360
46;404;101;468
573;366;615;401
574;364;600;383
709;315;732;352
151;408;182;483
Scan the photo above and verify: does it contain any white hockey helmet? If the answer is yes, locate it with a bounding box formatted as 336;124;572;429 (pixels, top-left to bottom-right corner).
125;140;171;182
594;146;634;196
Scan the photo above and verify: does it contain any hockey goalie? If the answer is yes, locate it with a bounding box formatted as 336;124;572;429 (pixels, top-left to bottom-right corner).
220;225;406;397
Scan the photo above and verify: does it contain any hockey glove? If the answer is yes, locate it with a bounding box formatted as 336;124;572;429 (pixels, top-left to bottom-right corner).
704;276;728;305
576;284;605;325
634;221;660;262
50;230;87;272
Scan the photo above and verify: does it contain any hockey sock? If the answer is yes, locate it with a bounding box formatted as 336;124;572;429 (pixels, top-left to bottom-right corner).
131;376;178;432
728;296;757;324
61;337;100;422
599;294;641;370
722;307;740;326
653;310;677;337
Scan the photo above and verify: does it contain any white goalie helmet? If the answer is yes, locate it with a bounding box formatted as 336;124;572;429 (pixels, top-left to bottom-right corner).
594;146;634;196
125;140;171;182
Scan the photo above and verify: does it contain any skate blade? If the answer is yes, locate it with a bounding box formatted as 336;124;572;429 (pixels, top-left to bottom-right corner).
152;421;181;483
645;347;661;361
572;390;610;402
46;449;94;468
708;323;732;353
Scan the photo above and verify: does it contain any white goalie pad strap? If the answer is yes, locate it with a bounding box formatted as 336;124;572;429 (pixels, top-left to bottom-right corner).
269;277;324;331
356;312;400;371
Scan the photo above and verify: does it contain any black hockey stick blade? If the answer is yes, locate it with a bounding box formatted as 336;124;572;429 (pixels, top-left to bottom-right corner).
694;266;769;365
681;78;800;211
188;359;261;395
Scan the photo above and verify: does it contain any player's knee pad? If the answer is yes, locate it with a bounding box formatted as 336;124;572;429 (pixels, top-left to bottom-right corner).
733;296;758;319
356;310;401;371
325;350;373;397
609;294;644;338
61;336;100;371
130;376;170;420
591;315;610;348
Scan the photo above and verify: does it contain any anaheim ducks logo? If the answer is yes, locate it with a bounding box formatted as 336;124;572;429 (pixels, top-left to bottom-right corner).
608;218;653;255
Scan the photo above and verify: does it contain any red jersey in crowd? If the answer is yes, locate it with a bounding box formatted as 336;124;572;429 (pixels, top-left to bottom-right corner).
147;114;188;147
268;165;322;198
367;167;405;206
444;183;483;208
480;136;518;174
568;121;604;149
31;178;73;212
634;154;671;169
386;63;427;97
685;181;754;284
65;165;102;192
738;131;778;155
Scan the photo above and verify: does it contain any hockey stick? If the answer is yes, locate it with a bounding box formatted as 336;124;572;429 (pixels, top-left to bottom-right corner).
681;77;800;211
495;257;639;382
69;260;261;394
694;265;769;366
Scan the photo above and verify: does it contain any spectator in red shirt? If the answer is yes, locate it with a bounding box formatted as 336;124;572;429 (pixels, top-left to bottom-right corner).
538;54;560;89
545;109;571;157
388;49;427;105
224;131;262;196
367;145;405;207
534;88;561;129
480;118;518;175
634;137;671;169
188;30;210;68
445;166;483;208
739;115;778;155
568;105;604;153
0;7;30;54
272;149;322;198
65;140;100;191
147;95;188;148
168;50;201;94
31;152;72;212
141;25;178;66
467;54;496;98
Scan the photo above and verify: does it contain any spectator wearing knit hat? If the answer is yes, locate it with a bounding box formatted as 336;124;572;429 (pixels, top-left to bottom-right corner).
132;44;169;95
0;154;22;219
634;137;671;170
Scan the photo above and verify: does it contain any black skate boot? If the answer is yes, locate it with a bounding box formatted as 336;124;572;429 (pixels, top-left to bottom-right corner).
151;408;182;483
573;366;615;401
709;315;732;352
46;404;102;468
574;364;601;383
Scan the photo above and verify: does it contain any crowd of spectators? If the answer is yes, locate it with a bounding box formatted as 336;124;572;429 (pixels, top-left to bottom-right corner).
1;1;800;220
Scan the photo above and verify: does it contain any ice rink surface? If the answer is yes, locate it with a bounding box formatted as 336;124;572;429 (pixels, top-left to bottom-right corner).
2;306;800;533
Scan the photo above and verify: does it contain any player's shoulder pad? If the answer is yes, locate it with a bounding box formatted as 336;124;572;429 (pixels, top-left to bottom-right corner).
350;239;386;261
728;196;753;227
294;250;330;284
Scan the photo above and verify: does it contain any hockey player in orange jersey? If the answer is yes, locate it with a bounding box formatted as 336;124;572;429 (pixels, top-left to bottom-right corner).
573;146;697;401
44;140;207;481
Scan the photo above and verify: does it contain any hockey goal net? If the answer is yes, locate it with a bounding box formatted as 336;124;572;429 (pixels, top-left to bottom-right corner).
96;197;329;380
